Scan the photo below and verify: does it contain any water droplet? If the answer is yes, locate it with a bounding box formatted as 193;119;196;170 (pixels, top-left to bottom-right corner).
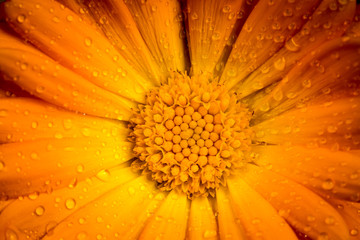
322;179;334;190
16;14;26;23
66;15;73;22
76;232;88;240
20;63;28;70
84;37;92;47
63;119;72;129
28;192;39;200
96;169;111;182
34;206;45;216
324;216;335;225
30;152;39;160
203;230;217;238
5;228;18;240
274;57;286;71
76;164;84;173
31;121;38;129
222;5;231;13
350;228;358;236
65;198;76;210
36;86;45;93
52;16;60;23
302;79;311;88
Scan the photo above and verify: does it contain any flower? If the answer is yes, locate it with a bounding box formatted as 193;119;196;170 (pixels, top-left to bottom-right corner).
0;0;359;239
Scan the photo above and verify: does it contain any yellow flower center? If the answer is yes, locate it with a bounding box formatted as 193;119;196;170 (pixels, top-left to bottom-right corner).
129;73;253;198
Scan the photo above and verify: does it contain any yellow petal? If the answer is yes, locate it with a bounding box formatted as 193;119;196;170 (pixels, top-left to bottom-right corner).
250;37;360;122
253;145;360;201
185;0;247;76
227;177;298;239
139;190;189;240
221;0;322;89
125;0;189;75
242;164;350;240
227;0;356;98
0;47;135;120
4;0;154;103
0;97;130;143
252;97;360;150
81;0;165;83
0;166;139;239
329;199;360;239
0;137;133;199
44;176;165;240
216;187;247;240
187;197;218;240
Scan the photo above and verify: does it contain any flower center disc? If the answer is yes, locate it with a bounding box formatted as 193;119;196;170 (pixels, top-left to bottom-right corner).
129;73;253;198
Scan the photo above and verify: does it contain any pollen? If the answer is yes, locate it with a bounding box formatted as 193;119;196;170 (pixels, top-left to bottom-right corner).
129;73;253;198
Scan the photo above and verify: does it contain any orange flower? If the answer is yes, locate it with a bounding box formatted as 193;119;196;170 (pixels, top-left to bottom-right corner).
0;0;359;239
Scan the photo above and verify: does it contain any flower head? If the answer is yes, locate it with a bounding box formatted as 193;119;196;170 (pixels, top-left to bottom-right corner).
0;0;359;239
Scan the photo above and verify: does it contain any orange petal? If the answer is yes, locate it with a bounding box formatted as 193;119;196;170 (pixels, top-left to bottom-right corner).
227;177;298;239
216;187;247;240
0;136;133;199
4;0;154;103
228;0;356;98
252;97;360;150
185;0;249;76
124;0;189;75
0;166;139;239
221;0;322;89
0;97;130;143
250;37;360;122
44;176;165;240
81;0;165;83
329;199;360;239
253;145;360;201
345;5;360;37
139;190;189;240
0;47;135;120
242;164;350;239
187;196;218;240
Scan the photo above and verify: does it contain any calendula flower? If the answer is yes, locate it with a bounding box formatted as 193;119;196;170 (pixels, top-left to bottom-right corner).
0;0;359;239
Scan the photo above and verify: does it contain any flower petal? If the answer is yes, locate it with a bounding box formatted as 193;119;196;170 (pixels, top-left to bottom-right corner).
0;98;129;143
139;190;189;240
227;0;356;98
80;0;165;83
250;37;360;123
43;176;165;240
345;5;360;37
0;137;133;199
4;0;154;102
221;0;322;89
124;0;189;75
253;145;360;201
252;97;360;150
216;187;247;240
0;166;139;239
330;199;360;239
187;197;218;240
185;0;251;76
242;164;350;239
227;177;298;239
0;47;135;120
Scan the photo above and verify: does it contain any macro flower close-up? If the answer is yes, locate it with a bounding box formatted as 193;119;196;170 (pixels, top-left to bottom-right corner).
0;0;360;239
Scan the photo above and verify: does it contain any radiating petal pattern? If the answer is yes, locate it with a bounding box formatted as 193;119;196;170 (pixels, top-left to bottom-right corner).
242;164;350;239
125;0;189;75
228;0;356;98
253;145;360;201
0;166;139;239
0;0;359;239
4;0;155;102
0;98;129;143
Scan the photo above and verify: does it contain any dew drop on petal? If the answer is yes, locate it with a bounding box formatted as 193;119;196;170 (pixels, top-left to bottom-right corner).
96;169;111;182
16;14;26;23
65;198;76;210
350;229;359;236
5;228;18;240
0;161;5;171
84;37;92;47
322;179;334;190
203;230;217;238
34;206;45;216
